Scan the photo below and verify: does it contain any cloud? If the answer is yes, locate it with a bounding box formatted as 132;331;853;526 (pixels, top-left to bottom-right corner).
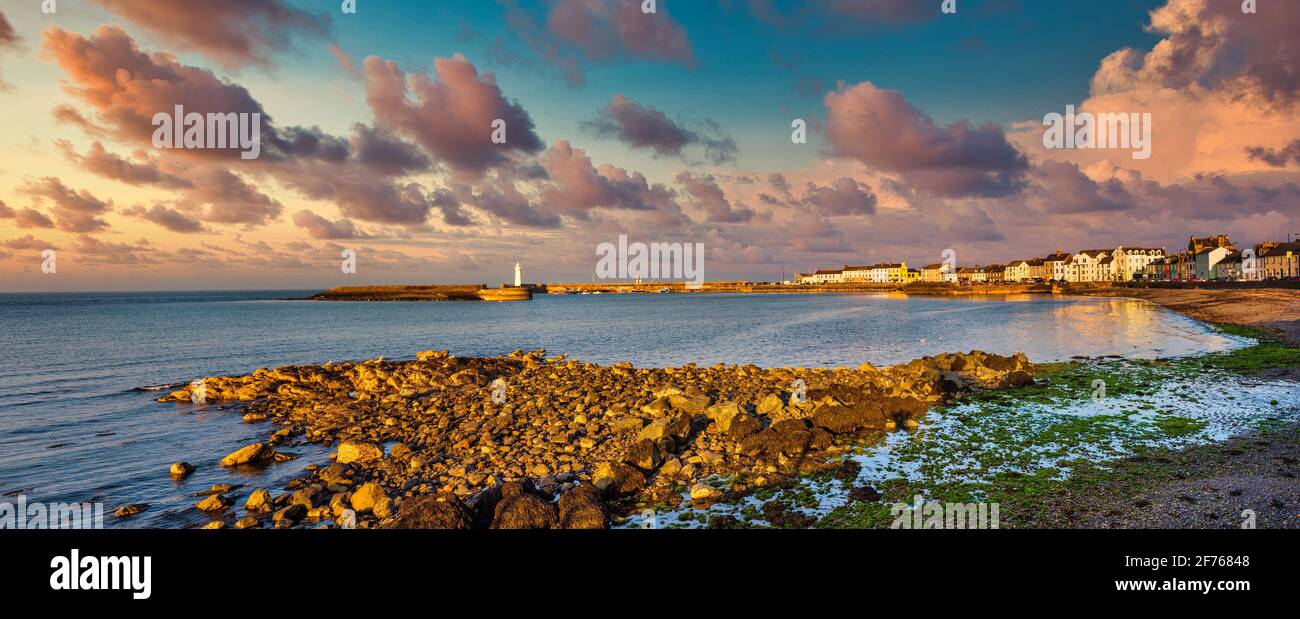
1089;0;1300;105
19;177;114;233
1;235;54;250
1246;139;1300;167
504;0;694;87
583;94;737;164
452;177;562;228
292;209;368;239
1029;160;1133;214
350;123;432;176
90;0;331;69
56;140;192;189
539;140;679;216
799;177;878;216
363;53;544;176
122;204;206;233
825;81;1028;197
675;172;754;223
744;0;937;28
0;10;17;49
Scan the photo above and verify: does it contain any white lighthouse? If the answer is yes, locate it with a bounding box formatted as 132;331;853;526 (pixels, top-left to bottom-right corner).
513;262;522;287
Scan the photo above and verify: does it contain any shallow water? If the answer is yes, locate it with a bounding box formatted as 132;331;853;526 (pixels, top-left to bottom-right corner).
0;290;1249;528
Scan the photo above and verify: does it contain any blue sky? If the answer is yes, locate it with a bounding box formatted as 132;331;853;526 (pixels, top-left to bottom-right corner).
1;0;1296;291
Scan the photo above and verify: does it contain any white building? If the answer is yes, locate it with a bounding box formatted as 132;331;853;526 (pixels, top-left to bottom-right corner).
1066;250;1111;282
1109;247;1165;281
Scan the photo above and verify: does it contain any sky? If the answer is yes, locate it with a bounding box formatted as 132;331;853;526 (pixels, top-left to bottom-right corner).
0;0;1298;291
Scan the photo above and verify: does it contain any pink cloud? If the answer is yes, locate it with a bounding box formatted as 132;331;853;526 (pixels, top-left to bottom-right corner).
825;81;1028;197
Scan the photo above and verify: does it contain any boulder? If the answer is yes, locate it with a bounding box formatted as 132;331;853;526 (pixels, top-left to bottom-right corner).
706;401;744;431
739;419;832;457
690;483;722;501
639;416;691;443
336;440;384;464
756;393;785;415
244;489;274;512
114;504;149;518
490;492;557;529
272;503;307;524
1000;370;1035;388
350;482;392;518
669;393;711;414
195;494;231;512
725;414;763;441
169;462;195;478
623;439;663;472
592;462;646;496
811;402;886;434
389;495;473;529
557;485;608;529
219;442;276;467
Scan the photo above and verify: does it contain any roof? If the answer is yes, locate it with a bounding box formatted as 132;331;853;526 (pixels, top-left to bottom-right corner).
1261;242;1300;257
814;269;842;275
1043;252;1071;261
922;263;944;270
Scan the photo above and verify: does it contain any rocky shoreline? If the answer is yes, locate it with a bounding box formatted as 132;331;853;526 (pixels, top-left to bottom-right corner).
158;349;1035;529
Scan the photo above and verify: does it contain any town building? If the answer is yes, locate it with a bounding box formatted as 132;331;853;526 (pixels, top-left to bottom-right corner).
1109;246;1166;281
1259;242;1299;279
1213;251;1243;280
1066;250;1111;282
1042;250;1071;282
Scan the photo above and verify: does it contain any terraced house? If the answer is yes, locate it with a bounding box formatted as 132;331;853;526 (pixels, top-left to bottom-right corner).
1043;250;1071;281
1259;242;1300;279
1066;249;1111;282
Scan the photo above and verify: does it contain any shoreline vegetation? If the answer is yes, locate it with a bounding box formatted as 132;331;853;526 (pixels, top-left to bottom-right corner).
150;286;1298;529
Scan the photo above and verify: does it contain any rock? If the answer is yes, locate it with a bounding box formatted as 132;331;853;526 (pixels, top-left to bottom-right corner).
272;503;307;524
290;487;321;509
756;393;785;415
490;492;557;529
195;494;231;512
726;414;762;441
739;419;832;457
690;483;722;501
639;416;691;443
234;517;261;529
669;393;711;413
591;462;646;496
114;504;149;518
219;442;276;467
623;439;663;472
169;462;195;478
245;489;274;512
848;486;881;502
811;402;886;434
706;401;743;431
316;463;354;488
1000;370;1035;388
350;482;392;518
880;397;929;422
242;412;268;423
610;417;647;433
201;520;225;529
336;440;384;464
389;495;473;529
557;485;608;529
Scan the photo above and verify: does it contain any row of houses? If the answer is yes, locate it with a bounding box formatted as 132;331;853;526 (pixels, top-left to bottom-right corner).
803;262;918;284
796;235;1300;285
1142;237;1299;282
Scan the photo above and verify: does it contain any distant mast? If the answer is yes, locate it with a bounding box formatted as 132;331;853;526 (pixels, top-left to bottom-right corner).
514;262;522;287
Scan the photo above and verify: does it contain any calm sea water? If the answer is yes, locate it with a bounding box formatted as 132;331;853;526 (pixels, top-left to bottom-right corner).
0;290;1245;528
